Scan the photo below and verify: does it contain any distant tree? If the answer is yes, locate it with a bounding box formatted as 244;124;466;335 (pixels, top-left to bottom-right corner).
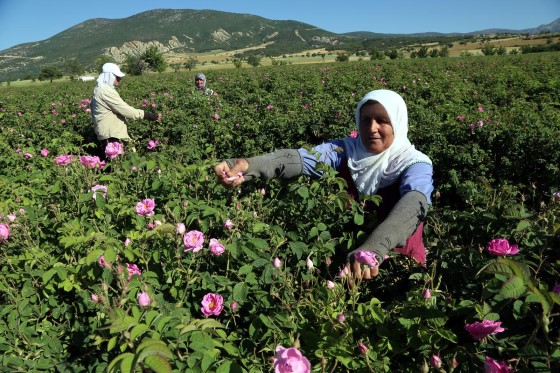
335;53;349;62
184;58;198;71
64;58;83;80
387;49;399;59
438;46;449;57
410;50;418;58
369;49;385;60
171;63;181;72
509;48;520;55
232;59;243;68
142;46;166;73
94;55;116;73
247;55;261;67
481;43;496;56
496;46;507;55
124;55;145;76
429;48;439;58
38;66;63;82
416;46;429;58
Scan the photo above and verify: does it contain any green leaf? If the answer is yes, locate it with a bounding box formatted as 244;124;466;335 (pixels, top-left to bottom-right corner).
297;186;309;198
436;328;458;343
252;222;269;233
143;355;172;373
233;282;249;302
500;275;527;298
107;352;135;373
130;324;149;341
86;249;105;265
249;238;269;251
515;220;531;231
237;264;253;276
353;212;364;225
107;336;118;352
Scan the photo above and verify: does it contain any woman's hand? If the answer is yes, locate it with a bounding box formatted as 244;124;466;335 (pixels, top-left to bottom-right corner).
214;158;249;187
345;249;379;282
345;260;379;281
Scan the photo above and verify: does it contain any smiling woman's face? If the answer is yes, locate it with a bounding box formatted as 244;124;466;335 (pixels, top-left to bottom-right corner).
358;101;394;154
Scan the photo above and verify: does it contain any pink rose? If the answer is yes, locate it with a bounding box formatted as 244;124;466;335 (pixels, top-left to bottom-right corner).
430;355;442;369
354;251;379;268
126;263;142;281
223;219;233;229
465;320;505;340
183;230;204;252
357;342;368;355
105;142;123;160
0;223;10;243
176;223;186;234
272;257;282;268
98;255;108;268
349;130;358;138
54;154;73;166
135;198;155;216
40;148;49;157
230;301;239;310
326;280;335;289
124;238;131;247
273;346;311;373
137;291;151;307
306;258;313;269
7;213;16;223
147;140;159;150
80;155;105;169
423;289;431;299
486;238;519;256
484;356;511;373
23;152;33;159
201;293;224;317
209;238;225;256
553;191;560;202
91;185;108;200
337;313;346;323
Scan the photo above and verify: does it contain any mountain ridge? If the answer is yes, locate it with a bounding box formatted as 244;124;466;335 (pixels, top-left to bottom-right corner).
1;9;558;81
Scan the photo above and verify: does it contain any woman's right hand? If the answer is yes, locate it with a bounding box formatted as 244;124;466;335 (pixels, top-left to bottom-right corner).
214;158;249;186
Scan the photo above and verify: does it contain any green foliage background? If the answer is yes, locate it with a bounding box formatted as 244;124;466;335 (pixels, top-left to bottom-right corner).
0;53;559;372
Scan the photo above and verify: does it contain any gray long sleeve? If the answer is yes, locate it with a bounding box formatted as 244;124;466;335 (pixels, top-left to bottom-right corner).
226;149;303;180
349;190;428;262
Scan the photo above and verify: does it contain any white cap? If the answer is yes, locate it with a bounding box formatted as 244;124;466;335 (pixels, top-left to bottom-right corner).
102;63;125;77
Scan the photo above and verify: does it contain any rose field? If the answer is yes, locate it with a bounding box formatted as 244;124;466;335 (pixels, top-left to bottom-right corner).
0;53;559;372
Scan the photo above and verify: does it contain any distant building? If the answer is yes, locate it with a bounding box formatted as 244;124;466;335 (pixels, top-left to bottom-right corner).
79;76;95;81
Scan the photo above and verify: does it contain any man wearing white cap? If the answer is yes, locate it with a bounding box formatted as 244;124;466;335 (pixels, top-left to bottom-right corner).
91;63;162;151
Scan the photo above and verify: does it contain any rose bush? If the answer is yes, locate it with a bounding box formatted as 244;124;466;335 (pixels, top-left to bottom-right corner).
0;53;558;372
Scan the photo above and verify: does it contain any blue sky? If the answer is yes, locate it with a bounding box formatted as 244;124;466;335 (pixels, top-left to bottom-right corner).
0;0;559;51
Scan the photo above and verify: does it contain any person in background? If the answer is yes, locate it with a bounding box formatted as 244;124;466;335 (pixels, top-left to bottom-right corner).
214;89;433;281
91;62;162;156
194;72;214;95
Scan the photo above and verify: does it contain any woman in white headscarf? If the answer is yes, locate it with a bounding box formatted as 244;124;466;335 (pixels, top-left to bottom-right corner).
214;89;433;280
91;63;162;153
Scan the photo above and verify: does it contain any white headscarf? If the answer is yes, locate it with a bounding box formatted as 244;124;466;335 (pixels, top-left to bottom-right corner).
341;90;432;196
96;63;125;88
